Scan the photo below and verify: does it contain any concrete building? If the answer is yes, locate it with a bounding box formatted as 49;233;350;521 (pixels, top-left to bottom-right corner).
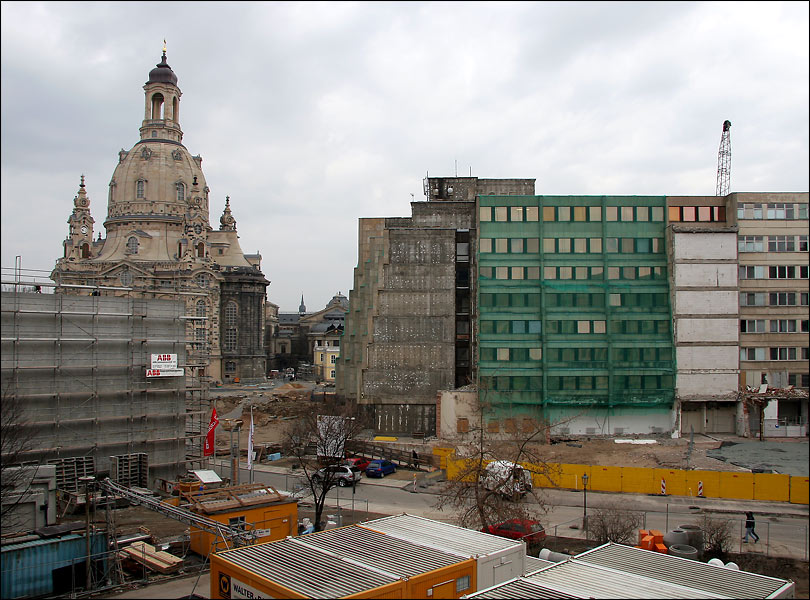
49;48;268;387
667;195;740;435
734;192;809;433
337;178;534;436
337;177;808;438
1;292;188;491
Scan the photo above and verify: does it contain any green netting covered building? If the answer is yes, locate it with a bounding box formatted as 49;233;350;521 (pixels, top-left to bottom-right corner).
477;195;676;434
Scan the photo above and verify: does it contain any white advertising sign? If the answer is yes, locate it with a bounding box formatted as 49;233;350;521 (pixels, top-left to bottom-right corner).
146;368;184;378
231;577;273;599
151;353;178;369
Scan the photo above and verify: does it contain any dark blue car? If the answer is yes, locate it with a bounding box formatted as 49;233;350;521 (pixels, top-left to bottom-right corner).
365;460;396;477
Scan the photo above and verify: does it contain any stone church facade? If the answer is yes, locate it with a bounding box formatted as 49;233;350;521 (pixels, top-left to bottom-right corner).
51;49;267;383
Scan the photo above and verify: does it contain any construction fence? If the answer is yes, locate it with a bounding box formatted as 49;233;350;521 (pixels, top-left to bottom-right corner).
443;454;809;504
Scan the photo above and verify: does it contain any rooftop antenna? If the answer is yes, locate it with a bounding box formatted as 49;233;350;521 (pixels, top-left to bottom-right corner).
716;120;731;196
455;160;458;177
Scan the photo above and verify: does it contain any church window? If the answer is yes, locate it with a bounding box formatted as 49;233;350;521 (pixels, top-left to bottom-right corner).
126;237;139;254
195;273;208;288
81;243;90;258
120;269;133;286
225;361;236;373
136;180;145;199
196;242;205;257
176;182;185;202
196;299;207;317
224;301;238;351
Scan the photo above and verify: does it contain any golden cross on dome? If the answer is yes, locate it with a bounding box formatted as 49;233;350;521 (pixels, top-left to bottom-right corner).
163;39;167;53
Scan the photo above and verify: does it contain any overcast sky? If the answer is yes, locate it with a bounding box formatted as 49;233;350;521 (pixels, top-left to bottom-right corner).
2;1;808;311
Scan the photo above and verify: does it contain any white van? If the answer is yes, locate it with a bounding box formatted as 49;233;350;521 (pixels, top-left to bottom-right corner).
482;460;533;500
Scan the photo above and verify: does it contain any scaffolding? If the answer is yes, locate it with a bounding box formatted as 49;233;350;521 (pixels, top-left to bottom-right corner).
1;267;207;490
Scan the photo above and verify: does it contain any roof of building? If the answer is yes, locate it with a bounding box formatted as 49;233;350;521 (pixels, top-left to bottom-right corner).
465;542;795;599
574;543;792;598
147;51;178;85
360;513;523;558
216;536;398;598
294;525;464;578
182;483;293;515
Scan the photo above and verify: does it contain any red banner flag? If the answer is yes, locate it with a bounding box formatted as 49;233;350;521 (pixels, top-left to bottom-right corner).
204;407;219;456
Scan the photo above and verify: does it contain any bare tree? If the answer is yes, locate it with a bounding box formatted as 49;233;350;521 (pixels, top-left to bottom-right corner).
281;398;369;531
587;501;643;544
1;387;36;532
699;514;735;560
434;395;564;534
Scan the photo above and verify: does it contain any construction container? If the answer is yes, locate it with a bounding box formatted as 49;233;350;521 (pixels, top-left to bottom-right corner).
361;514;526;591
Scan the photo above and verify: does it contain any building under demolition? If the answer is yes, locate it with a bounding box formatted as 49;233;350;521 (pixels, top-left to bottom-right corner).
336;178;808;438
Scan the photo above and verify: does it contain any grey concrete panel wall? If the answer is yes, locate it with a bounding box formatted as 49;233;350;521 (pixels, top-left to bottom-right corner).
368;343;454;369
373;316;455;342
363;367;454;400
388;231;456;265
383;265;455;291
378;290;453;315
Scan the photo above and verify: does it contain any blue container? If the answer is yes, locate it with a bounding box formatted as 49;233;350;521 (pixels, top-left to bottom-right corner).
1;532;107;598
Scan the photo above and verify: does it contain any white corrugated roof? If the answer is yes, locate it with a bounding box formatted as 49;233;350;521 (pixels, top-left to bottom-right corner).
464;576;581;599
216;537;398;597
361;513;523;557
524;555;555;575
294;525;463;577
525;559;722;599
575;543;794;598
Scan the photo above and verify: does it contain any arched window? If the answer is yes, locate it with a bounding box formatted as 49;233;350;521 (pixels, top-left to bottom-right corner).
196;299;207;317
126;237;139;254
196;242;205;257
172;96;179;122
176;182;185;202
195;273;208;288
136;180;145;199
151;93;164;119
81;243;90;258
224;301;238;351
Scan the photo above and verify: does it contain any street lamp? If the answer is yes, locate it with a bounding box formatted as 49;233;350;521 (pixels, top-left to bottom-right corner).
582;472;589;539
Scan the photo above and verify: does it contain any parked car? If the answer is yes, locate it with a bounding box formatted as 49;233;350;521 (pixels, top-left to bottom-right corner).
311;464;362;487
344;457;372;471
365;460;397;477
481;518;546;546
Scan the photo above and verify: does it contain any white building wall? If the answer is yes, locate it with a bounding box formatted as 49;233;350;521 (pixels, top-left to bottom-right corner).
674;263;737;288
673;233;737;260
674;290;738;315
676;346;738;370
675;318;738;343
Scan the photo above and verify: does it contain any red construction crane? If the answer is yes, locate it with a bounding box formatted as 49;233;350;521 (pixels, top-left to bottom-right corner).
716;120;731;196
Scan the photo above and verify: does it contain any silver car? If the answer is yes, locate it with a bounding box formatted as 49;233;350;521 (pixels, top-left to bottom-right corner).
311;464;362;487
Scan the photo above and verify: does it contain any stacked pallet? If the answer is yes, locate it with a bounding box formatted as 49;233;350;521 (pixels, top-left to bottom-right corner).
119;542;183;574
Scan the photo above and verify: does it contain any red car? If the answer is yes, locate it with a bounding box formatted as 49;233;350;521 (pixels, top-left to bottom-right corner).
344;457;372;471
481;519;546;545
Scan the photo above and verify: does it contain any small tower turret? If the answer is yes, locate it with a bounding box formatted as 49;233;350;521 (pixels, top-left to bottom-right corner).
64;175;95;259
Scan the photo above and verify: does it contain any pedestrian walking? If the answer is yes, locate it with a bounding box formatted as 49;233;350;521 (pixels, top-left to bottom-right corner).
742;511;760;543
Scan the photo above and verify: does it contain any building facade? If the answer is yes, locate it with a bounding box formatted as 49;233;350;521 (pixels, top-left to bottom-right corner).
50;49;268;385
337;177;808;438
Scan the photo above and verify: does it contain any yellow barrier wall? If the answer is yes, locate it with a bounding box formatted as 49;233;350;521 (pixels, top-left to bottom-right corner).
685;471;721;498
443;457;807;504
753;473;790;502
588;465;622;493
718;472;755;500
790;477;809;504
621;467;656;495
654;469;688;497
432;447;456;470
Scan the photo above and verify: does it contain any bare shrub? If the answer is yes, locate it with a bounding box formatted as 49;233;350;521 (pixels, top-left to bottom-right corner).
699;514;734;560
587;502;644;544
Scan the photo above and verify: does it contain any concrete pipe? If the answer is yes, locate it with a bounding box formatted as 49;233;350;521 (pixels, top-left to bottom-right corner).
667;544;699;560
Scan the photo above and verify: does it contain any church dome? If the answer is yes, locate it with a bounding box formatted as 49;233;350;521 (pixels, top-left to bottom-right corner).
148;52;178;85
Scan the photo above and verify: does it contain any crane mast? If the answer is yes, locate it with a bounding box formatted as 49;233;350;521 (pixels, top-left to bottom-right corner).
716;120;732;196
